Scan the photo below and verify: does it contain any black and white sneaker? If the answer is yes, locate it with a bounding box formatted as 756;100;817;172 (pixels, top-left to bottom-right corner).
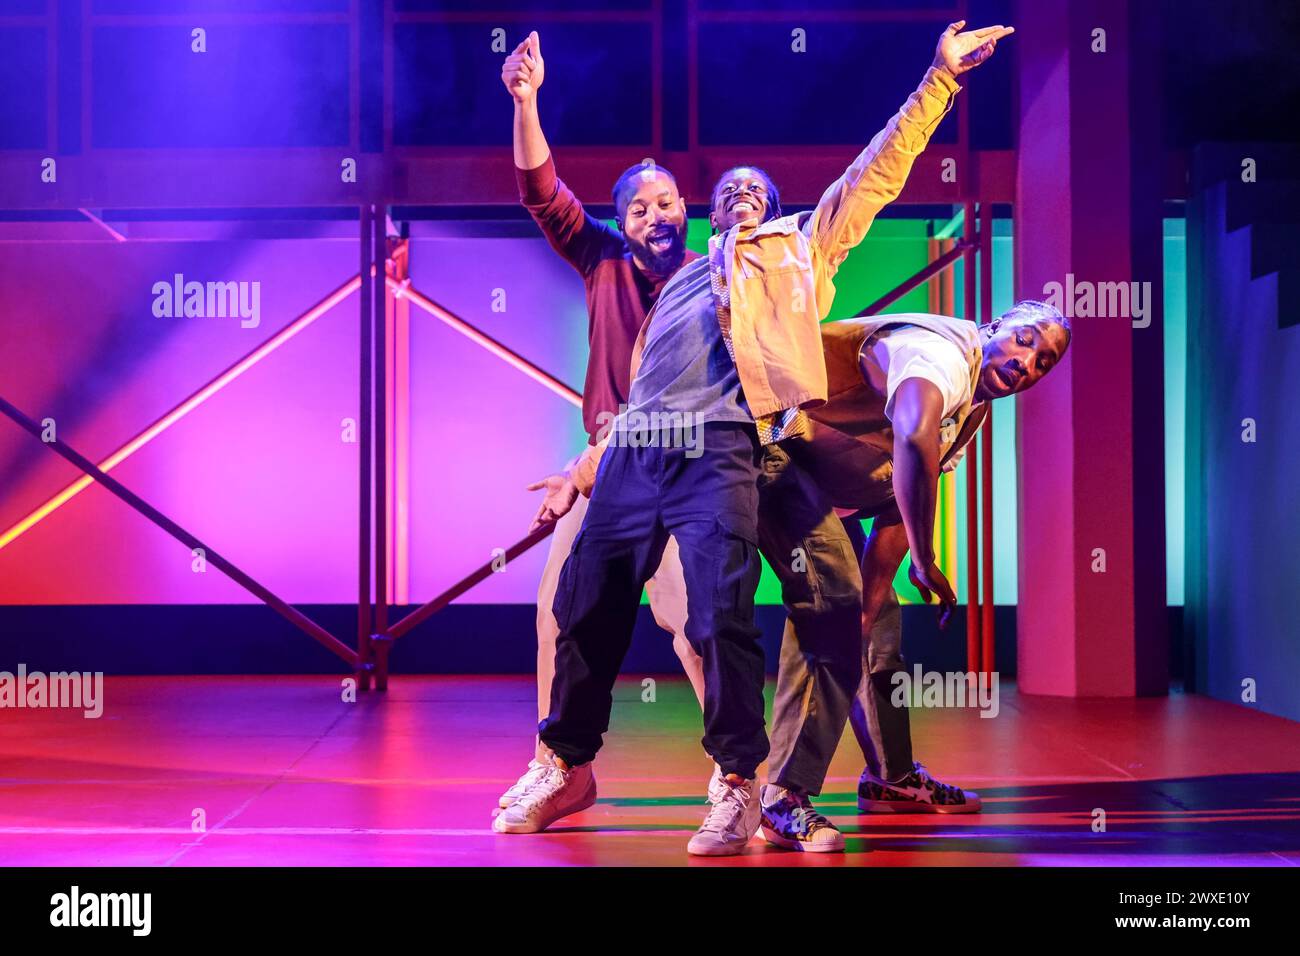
759;784;845;852
858;762;981;813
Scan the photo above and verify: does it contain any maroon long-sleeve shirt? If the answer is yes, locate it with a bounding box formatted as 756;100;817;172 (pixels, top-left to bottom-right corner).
516;155;700;444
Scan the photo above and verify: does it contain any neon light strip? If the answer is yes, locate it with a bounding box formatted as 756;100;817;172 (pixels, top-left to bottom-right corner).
0;276;361;552
933;208;965;241
77;208;128;243
391;278;583;408
391;272;411;605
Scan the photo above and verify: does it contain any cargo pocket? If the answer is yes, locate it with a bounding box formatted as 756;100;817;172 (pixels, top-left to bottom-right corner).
551;528;586;634
712;514;761;625
775;527;862;618
776;533;820;615
806;530;863;607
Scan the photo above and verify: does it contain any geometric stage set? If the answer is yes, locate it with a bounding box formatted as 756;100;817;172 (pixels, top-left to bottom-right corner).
0;203;997;689
2;1;1300;929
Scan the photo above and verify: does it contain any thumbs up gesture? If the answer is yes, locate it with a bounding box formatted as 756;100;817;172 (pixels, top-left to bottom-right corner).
502;30;545;103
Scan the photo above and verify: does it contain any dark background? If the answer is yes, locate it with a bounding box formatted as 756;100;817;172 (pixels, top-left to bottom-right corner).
1;0;1296;161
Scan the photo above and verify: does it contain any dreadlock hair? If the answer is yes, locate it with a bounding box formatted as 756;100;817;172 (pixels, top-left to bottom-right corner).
996;299;1072;344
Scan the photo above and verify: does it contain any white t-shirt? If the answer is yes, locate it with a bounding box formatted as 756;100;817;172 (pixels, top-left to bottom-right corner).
828;322;983;518
863;323;982;473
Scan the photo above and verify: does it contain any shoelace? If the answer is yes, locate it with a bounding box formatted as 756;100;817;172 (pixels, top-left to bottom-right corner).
790;794;834;833
700;783;750;834
509;762;547;794
707;773;727;803
911;763;960;798
514;765;567;813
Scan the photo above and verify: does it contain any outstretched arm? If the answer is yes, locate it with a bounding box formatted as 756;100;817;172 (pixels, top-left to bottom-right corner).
503;31;619;275
504;31;551;171
806;20;1013;275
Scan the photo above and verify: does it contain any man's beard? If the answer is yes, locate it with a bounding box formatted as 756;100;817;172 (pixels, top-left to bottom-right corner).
629;227;686;276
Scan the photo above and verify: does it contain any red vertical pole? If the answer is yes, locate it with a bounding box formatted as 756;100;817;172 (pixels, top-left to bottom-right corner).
357;205;374;691
962;201;980;674
939;237;955;315
979;201;996;676
927;235;940;312
390;240;411;606
373;208;390;691
938;234;959;600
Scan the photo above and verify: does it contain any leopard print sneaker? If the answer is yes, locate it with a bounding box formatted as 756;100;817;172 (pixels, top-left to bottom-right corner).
857;761;981;814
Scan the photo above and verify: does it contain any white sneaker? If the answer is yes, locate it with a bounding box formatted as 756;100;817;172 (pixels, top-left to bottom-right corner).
707;763;727;801
492;759;597;834
687;775;761;856
497;759;549;809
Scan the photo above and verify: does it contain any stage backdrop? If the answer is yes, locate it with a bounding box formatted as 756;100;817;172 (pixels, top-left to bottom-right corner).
0;218;1186;609
1186;145;1300;723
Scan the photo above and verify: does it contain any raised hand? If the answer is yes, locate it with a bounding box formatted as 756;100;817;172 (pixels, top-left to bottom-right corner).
501;30;545;102
933;20;1014;77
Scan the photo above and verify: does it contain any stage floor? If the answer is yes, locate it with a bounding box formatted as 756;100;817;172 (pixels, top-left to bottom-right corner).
2;675;1299;867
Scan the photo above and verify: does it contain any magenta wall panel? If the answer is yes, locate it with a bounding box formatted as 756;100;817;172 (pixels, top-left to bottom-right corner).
0;238;360;603
0;230;605;606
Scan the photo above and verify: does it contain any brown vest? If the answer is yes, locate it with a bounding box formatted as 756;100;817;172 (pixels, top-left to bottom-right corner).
785;313;987;514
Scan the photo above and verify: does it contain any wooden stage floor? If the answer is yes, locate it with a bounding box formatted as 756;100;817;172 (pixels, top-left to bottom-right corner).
2;675;1299;867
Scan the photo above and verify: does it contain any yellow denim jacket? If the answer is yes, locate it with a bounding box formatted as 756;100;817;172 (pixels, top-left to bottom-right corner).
573;65;961;494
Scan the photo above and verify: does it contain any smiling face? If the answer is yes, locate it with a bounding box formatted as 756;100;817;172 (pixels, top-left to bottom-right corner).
614;169;688;277
974;302;1071;402
708;167;779;233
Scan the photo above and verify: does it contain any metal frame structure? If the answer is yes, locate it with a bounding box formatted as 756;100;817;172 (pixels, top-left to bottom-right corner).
2;0;1001;686
376;205;1003;679
0;201;999;685
0;1;1013;212
858;200;997;677
0;209;583;688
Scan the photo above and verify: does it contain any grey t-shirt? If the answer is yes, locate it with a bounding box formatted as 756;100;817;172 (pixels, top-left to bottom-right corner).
620;256;750;427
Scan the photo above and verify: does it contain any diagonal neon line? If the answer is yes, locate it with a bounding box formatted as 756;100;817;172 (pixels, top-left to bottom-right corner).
0;275;362;552
77;208;128;243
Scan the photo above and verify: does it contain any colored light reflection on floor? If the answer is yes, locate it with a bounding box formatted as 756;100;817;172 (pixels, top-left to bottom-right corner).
1;676;1297;867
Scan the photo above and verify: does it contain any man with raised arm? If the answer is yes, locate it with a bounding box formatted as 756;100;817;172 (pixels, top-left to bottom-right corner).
494;32;708;814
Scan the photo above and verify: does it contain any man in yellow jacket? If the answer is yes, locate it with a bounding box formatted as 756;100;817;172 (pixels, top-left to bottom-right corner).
494;20;1013;856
